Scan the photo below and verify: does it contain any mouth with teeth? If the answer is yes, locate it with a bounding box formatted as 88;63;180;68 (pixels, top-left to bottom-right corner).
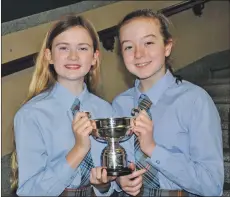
65;64;81;70
135;61;152;67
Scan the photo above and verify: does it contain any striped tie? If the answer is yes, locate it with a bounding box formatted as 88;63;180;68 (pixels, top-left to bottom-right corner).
134;94;160;188
71;98;94;187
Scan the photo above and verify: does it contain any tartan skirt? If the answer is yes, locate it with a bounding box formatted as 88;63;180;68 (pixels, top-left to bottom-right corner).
115;188;198;197
60;186;95;197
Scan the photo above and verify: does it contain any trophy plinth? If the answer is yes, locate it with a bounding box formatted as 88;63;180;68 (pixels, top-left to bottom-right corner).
92;117;133;176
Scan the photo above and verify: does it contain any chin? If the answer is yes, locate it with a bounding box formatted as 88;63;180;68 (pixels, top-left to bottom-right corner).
62;75;82;81
136;68;165;80
70;76;84;81
138;75;153;80
134;72;153;80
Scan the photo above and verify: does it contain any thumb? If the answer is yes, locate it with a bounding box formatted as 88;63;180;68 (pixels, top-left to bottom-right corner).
129;162;136;171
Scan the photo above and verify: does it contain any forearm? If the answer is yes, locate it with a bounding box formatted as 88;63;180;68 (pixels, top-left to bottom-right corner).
93;182;110;193
148;145;223;196
17;156;81;196
66;144;87;169
93;181;116;196
17;146;85;196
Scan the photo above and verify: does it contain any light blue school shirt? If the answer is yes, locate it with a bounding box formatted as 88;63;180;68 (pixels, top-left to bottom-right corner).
112;70;224;196
14;82;115;196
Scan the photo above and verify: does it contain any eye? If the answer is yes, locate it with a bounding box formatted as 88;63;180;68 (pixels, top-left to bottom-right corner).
59;46;69;51
145;41;154;46
79;47;88;51
77;46;89;51
124;46;133;51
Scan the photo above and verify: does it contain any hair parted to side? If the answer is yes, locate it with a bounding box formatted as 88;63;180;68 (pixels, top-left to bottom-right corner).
10;14;101;192
117;9;182;83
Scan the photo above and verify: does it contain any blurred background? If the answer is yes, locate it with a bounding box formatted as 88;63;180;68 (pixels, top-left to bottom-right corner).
1;0;230;195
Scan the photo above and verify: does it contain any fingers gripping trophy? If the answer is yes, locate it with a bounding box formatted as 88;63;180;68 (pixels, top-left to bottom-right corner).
90;97;152;176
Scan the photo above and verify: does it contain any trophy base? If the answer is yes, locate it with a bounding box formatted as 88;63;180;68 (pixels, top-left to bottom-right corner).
107;167;132;176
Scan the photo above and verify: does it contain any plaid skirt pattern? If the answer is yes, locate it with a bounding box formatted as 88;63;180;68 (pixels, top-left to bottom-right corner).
60;186;95;197
116;188;198;197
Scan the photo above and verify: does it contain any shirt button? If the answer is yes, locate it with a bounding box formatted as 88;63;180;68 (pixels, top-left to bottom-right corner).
156;160;160;164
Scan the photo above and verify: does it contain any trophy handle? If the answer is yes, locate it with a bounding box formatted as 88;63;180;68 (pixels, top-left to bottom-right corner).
84;112;101;141
119;133;133;143
131;108;140;117
83;111;91;119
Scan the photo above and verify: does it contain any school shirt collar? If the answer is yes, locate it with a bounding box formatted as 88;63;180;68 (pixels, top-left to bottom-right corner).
51;82;89;111
134;70;176;106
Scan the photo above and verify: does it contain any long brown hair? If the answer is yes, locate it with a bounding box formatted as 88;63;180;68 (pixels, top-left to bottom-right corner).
11;15;101;191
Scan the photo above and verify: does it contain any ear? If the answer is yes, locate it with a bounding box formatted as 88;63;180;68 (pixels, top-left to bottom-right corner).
91;50;100;66
44;49;54;64
165;39;173;57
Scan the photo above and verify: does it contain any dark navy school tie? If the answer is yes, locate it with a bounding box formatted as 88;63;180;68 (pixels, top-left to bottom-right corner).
134;94;160;188
71;98;94;186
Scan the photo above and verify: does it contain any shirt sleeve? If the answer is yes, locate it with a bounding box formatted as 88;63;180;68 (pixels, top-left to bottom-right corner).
93;181;119;196
148;91;224;196
14;108;81;196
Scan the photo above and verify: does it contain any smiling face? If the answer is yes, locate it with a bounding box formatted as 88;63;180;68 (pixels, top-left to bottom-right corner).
119;17;172;83
46;26;99;84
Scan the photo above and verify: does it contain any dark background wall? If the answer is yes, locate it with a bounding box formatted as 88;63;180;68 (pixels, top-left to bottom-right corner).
2;0;83;22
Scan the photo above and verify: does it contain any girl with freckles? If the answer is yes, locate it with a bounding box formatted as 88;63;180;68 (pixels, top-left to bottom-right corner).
112;9;224;197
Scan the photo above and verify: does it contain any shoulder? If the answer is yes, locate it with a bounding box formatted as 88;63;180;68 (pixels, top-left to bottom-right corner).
172;80;216;108
14;103;40;133
112;88;135;117
14;90;54;121
88;93;112;109
174;80;211;99
87;93;113;118
112;87;135;106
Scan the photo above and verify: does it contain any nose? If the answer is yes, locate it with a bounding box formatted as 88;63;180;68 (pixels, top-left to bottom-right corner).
68;50;79;61
134;46;144;59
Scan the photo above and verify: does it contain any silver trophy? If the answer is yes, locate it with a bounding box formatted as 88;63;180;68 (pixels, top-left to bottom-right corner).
90;98;151;176
92;117;133;176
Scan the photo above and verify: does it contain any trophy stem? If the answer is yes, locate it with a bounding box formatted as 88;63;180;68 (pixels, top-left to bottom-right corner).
107;138;120;147
93;117;133;176
101;137;132;176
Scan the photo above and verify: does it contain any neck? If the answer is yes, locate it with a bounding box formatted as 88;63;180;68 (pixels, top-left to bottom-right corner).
139;66;166;92
58;77;84;96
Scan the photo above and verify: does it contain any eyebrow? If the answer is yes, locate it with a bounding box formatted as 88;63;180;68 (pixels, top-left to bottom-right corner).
78;43;92;47
55;42;69;47
143;34;156;39
55;42;92;47
121;34;156;46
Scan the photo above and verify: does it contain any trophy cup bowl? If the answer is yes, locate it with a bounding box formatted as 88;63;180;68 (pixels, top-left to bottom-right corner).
92;117;133;176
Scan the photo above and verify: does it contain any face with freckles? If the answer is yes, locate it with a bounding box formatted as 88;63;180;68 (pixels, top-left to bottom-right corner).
45;26;99;84
119;17;172;83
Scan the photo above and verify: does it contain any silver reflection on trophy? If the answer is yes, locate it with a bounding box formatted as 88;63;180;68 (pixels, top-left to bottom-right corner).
92;117;133;176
